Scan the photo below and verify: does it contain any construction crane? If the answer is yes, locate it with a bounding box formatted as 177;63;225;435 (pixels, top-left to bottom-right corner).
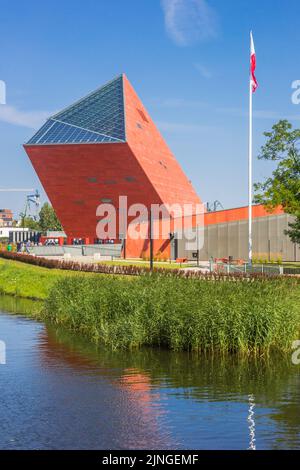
26;190;40;220
206;200;224;212
0;188;35;192
20;190;40;226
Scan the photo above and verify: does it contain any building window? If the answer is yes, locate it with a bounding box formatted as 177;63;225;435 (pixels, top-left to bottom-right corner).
100;198;112;204
137;108;149;123
159;160;167;169
125;176;136;182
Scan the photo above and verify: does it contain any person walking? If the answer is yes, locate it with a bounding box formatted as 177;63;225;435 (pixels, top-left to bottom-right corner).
25;240;31;254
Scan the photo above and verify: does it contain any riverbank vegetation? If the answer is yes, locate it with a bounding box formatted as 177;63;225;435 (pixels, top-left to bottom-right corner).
1;257;299;354
44;274;300;354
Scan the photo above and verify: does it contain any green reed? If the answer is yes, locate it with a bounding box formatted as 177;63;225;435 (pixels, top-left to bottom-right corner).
44;274;300;354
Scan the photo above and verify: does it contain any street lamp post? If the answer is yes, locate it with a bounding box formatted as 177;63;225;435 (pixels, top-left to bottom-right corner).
149;208;153;272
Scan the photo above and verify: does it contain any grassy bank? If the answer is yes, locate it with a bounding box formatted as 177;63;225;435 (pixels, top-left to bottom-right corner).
0;258;101;300
1;257;300;354
44;274;300;354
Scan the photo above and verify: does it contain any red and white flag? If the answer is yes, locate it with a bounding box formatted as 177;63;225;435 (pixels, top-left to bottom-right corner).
250;32;258;93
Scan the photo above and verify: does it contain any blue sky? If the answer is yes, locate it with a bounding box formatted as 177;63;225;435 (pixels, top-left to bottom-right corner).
1;0;300;217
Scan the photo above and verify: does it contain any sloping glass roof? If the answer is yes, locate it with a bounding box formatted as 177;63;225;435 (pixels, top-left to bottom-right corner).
27;75;126;145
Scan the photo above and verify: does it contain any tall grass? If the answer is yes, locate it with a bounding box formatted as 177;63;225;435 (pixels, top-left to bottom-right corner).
44;275;300;354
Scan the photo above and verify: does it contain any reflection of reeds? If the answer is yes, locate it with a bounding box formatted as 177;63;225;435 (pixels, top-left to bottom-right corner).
40;324;300;446
41;325;297;397
44;274;300;353
0;294;43;316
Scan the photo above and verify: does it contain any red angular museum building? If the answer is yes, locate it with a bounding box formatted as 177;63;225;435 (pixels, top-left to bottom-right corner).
24;74;202;259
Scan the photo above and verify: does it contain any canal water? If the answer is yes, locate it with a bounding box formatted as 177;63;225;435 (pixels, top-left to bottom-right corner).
0;295;299;450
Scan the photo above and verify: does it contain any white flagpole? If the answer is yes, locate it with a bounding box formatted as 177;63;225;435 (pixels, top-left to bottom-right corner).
248;32;253;264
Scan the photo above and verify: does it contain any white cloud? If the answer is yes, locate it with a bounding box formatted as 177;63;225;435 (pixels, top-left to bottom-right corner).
161;0;218;46
194;63;212;79
0;104;52;129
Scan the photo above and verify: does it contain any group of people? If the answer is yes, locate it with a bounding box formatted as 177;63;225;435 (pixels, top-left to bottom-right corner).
72;238;115;245
96;239;115;245
16;240;40;253
72;238;85;245
44;238;60;246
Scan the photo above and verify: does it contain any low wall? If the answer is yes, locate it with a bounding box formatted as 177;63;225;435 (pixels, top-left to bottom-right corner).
30;244;122;258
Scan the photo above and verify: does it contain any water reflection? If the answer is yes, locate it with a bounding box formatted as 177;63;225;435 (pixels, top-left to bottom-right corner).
0;295;299;450
38;327;175;449
247;394;256;450
0;295;43;317
41;325;300;449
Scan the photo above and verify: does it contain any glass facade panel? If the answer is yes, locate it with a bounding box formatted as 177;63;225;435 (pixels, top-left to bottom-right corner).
27;76;126;145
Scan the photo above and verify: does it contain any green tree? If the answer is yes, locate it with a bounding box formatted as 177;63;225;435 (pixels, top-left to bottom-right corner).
19;214;40;231
38;203;63;232
254;120;300;244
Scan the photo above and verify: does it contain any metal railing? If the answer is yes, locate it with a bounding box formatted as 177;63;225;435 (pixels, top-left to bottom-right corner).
213;263;284;276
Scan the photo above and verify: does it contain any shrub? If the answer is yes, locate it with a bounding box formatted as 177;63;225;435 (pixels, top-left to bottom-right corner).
0;250;291;282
